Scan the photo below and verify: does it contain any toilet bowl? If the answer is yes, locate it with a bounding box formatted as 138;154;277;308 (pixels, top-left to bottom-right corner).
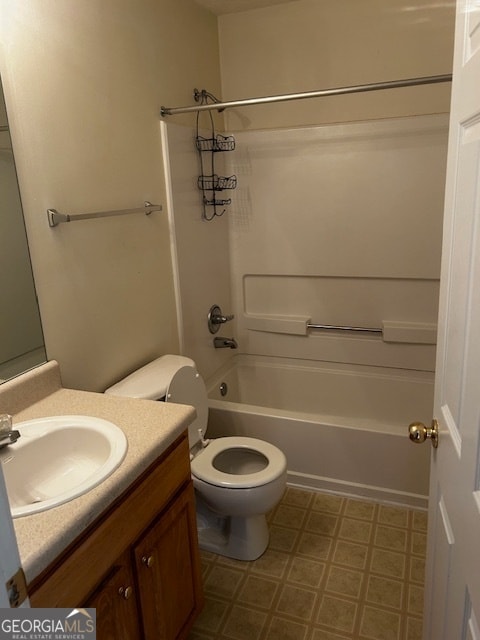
105;355;287;561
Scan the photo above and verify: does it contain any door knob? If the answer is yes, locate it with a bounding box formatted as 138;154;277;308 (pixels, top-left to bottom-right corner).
408;419;439;448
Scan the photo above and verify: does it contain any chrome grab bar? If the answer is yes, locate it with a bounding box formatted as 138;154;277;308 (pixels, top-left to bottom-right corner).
307;323;383;334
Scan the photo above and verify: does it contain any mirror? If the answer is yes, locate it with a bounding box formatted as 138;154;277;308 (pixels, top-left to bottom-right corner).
0;76;46;382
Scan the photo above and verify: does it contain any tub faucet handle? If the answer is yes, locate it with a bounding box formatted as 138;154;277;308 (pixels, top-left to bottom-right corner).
208;304;234;334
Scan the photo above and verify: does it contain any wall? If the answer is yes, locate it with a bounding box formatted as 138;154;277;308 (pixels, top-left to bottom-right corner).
0;0;222;391
218;0;455;131
0;0;455;391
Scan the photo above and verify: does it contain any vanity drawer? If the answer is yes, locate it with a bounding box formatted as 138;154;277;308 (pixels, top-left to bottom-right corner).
29;433;191;607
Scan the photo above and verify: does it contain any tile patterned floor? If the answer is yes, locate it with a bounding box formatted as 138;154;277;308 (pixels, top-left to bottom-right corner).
188;487;427;640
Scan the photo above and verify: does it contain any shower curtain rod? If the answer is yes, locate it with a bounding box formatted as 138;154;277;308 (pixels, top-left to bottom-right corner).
160;73;452;117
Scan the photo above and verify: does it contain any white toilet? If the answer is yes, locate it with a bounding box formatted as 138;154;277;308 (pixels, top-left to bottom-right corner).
105;355;287;561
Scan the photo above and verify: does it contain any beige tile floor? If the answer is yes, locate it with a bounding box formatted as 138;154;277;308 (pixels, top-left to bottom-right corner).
188;487;427;640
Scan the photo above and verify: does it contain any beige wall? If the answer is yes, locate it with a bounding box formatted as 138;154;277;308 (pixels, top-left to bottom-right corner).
0;0;222;391
219;0;455;130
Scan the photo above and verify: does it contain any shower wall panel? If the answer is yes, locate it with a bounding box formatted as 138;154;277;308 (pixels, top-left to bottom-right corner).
162;122;234;380
226;114;449;371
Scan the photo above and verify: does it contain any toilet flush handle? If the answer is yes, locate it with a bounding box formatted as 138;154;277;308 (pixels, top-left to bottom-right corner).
198;429;210;448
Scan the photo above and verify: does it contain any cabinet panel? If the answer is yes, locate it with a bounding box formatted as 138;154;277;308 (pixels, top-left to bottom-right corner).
134;482;203;640
86;553;141;640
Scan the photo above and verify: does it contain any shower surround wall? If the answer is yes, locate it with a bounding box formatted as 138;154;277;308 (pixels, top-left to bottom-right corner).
225;115;448;373
162;121;234;381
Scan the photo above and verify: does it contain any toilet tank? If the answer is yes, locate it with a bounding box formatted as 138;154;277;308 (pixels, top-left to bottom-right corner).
105;355;195;400
104;355;208;448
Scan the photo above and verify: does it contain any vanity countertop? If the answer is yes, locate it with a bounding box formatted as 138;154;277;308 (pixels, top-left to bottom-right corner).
1;361;196;584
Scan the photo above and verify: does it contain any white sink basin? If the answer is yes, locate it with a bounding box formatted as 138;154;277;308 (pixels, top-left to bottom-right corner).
0;415;128;518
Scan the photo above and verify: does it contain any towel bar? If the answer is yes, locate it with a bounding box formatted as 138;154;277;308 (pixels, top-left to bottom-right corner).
47;201;162;227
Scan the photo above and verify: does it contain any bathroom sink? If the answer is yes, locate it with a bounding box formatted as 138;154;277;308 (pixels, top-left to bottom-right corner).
0;415;128;518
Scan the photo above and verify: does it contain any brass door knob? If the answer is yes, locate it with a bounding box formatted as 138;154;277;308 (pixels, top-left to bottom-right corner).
408;419;439;448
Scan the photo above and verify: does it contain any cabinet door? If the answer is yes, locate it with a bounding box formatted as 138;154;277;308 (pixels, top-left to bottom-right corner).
86;553;141;640
134;482;204;640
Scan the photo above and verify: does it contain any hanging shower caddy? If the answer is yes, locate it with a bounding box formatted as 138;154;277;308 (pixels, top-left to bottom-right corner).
195;89;237;221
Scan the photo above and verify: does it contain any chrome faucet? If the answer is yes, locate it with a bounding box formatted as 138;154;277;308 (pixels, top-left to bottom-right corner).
0;414;20;449
213;337;238;349
208;304;235;334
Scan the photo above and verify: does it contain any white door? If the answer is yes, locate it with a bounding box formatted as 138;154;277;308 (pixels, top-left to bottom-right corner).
0;465;26;608
423;0;480;637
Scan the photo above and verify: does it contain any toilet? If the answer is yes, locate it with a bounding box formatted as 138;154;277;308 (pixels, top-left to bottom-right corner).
105;355;287;561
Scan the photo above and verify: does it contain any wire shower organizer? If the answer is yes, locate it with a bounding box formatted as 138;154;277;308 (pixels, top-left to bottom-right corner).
195;134;235;153
195;89;237;220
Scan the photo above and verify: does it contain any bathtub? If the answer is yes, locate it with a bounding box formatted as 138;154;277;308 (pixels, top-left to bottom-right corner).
206;355;433;509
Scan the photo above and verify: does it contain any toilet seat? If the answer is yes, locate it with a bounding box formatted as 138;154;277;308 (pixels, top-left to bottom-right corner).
191;436;287;489
166;364;209;448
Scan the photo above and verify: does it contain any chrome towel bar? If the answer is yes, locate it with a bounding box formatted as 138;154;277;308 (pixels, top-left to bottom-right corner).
47;201;162;227
307;323;383;334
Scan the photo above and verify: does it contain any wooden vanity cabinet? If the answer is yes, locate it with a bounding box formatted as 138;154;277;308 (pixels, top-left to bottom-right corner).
86;551;141;640
28;433;204;640
133;486;200;640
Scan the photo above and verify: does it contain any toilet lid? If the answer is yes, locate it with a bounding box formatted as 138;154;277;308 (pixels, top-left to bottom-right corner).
105;355;195;400
166;365;209;447
191;436;287;489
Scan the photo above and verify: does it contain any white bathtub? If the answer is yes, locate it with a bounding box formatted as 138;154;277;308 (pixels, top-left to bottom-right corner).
206;355;433;508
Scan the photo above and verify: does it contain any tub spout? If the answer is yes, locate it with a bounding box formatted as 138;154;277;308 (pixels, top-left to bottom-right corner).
214;336;238;349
